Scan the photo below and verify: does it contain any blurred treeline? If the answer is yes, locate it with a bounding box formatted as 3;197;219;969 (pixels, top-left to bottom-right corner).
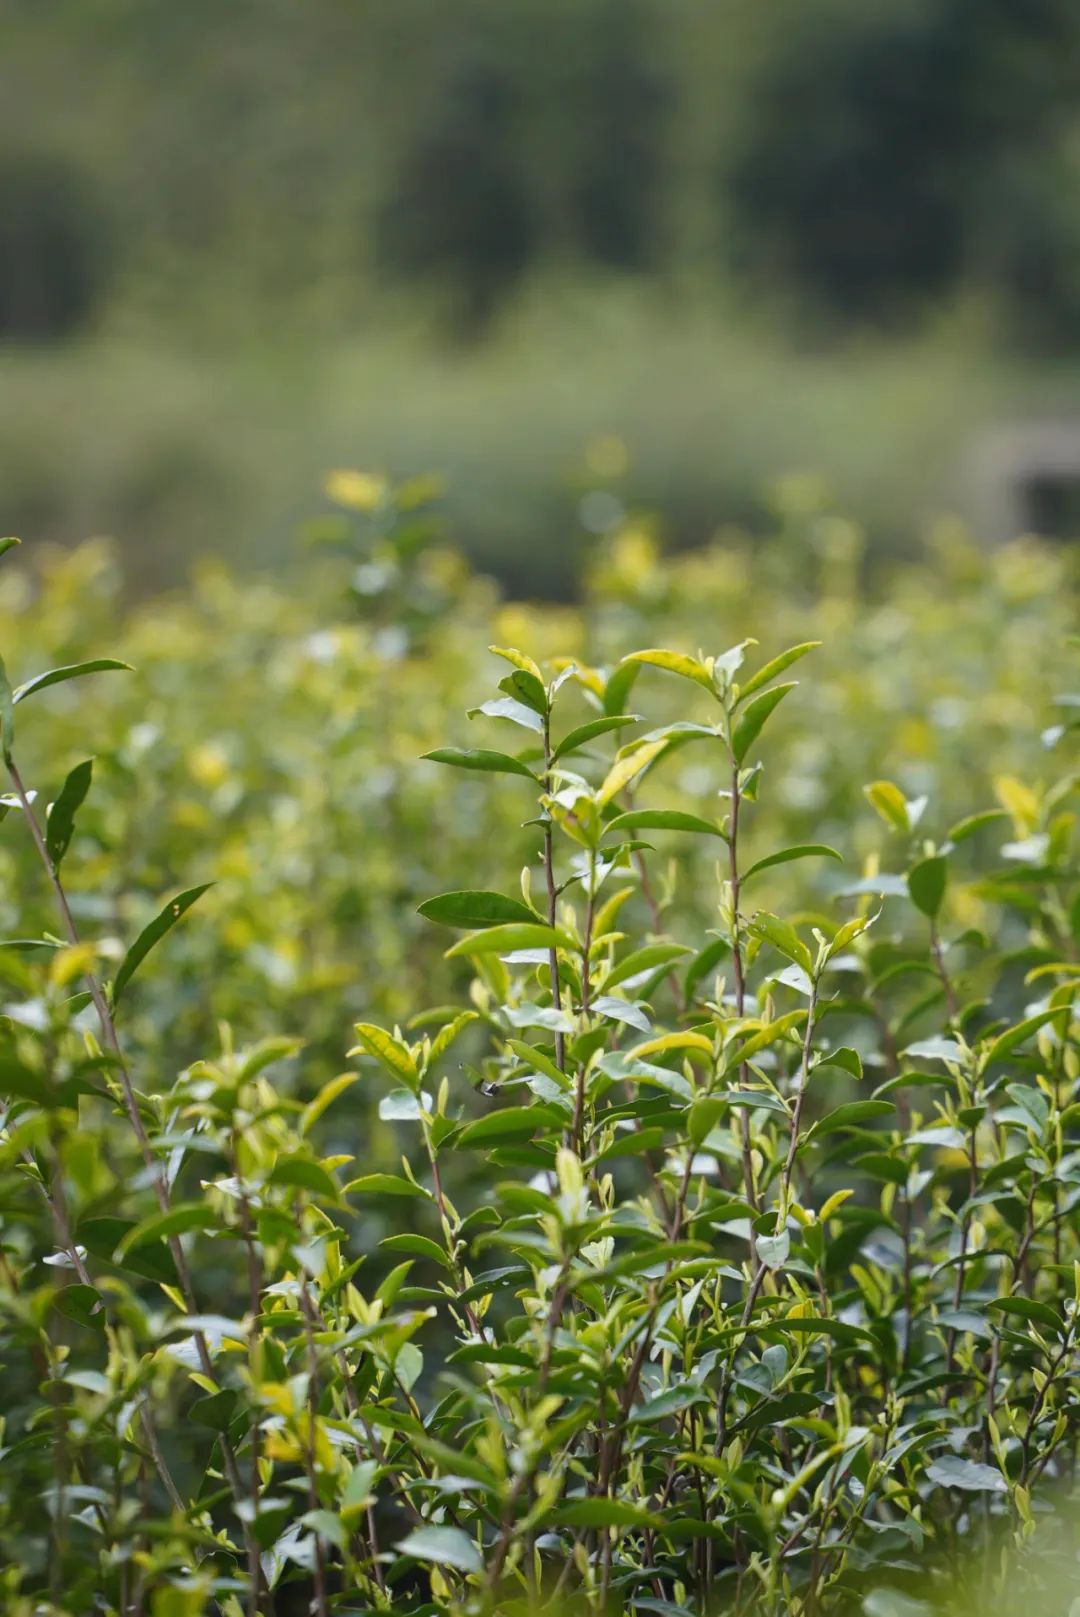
4;0;1080;344
3;0;1080;590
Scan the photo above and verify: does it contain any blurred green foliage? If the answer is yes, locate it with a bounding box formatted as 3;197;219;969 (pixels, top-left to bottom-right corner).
1;483;1079;1611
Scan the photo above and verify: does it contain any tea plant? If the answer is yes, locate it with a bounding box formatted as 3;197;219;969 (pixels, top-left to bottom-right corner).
1;523;1078;1616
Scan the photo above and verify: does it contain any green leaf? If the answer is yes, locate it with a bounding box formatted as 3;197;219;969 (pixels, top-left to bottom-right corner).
864;780;910;834
596;739;668;808
422;747;536;780
925;1456;1006;1494
0;537;20;560
622;648;715;692
381;1234;451;1268
445;922;572;958
346;1173;427;1199
45;759;93;870
301;1073;359;1133
551;714;640;762
13;659;133;705
684;937;730;997
805;1099;894;1141
756;1230;790;1269
457;1107;561;1147
742;844;842;884
983;1008;1063;1067
350;1023;420;1088
498;668;548;715
489;644;543;682
604;809;723;839
418;890;536;929
111;884;213;1006
467;696;544;733
987;1296;1064;1335
396;1525;482;1574
946;809;1008;844
114;1204;215;1259
268;1156;340;1202
814;1046;863;1080
428;1010;479;1065
731;683;797;765
602;659;641;716
77;1217;179;1284
907;855;948;918
506;1038;570;1090
604;941;690;992
52;1284;105;1330
737;642;820;703
749;913;813;975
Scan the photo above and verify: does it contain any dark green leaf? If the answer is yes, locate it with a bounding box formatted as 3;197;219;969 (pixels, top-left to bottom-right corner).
738;642;820;702
742;844;842;884
111;884;213;1006
46;759;93;870
267;1157;340;1202
13;659;133;705
422;747;536;780
418;890;536;929
907;856;947;918
732;683;797;764
551;714;640;762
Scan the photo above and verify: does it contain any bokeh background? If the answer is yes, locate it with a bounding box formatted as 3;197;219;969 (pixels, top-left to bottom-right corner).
4;0;1080;594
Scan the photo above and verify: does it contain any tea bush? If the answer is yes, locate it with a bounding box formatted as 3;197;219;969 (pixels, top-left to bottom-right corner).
1;493;1079;1616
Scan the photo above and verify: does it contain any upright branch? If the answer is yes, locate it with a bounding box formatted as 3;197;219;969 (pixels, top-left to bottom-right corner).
541;709;567;1076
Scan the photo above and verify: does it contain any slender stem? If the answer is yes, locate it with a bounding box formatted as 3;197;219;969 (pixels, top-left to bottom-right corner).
571;849;596;1154
1021;1326;1075;1486
930;920;958;1024
944;1119;979;1381
779;985;819;1211
727;757;760;1220
298;1279;330;1617
232;1148;269;1617
541;714;567;1077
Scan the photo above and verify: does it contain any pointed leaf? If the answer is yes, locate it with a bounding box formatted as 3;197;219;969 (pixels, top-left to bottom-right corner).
46;759;93;870
907;855;948;918
351;1024;420;1088
742;844;842;884
551;714;641;762
622;648;715;692
445;922;572;958
864;780;910;834
596;739;668;808
111;884;213;1006
467;697;544;733
418;890;536;929
13;660;133;705
738;642;820;703
396;1525;482;1574
422;747;536;780
731;683;796;765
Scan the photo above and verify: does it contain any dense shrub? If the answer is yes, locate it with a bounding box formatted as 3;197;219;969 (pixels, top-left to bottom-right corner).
0;495;1078;1613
